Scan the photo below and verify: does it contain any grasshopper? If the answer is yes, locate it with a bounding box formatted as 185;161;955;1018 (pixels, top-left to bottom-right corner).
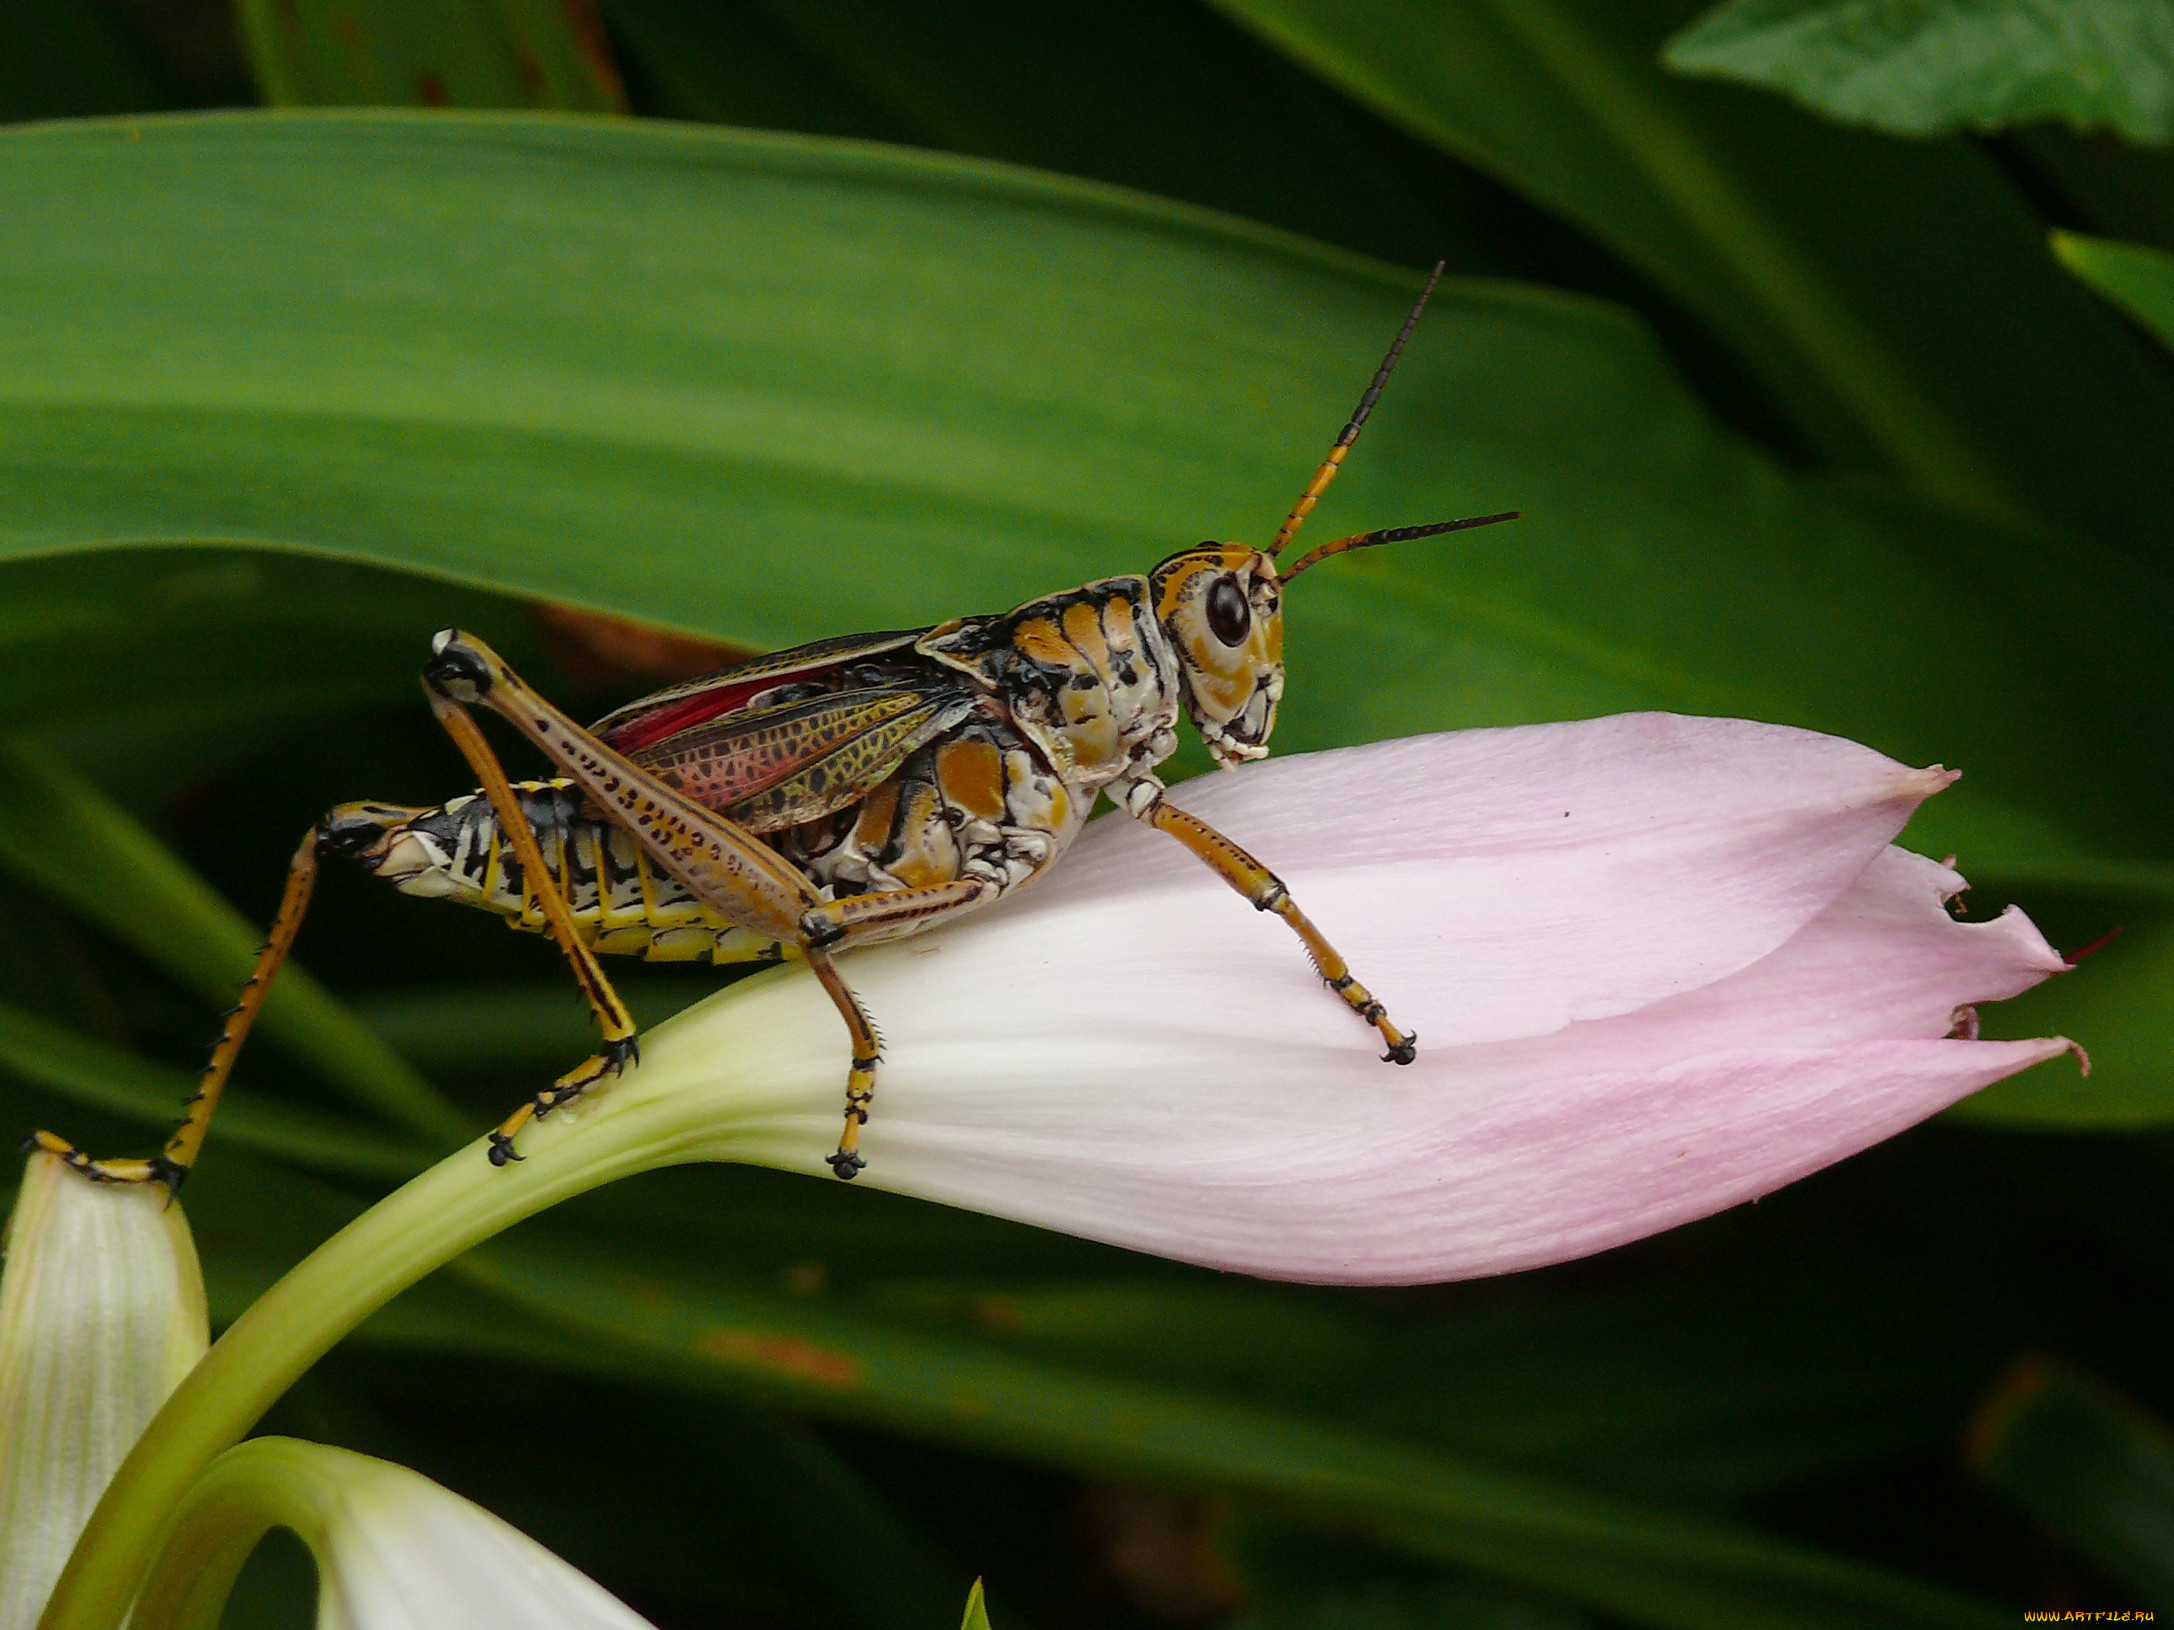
30;265;1514;1190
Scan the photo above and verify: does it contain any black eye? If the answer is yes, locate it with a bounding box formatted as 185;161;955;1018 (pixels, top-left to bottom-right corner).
1205;576;1252;646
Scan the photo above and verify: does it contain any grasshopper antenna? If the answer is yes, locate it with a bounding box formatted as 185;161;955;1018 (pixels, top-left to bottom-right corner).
1268;260;1445;559
1280;510;1520;583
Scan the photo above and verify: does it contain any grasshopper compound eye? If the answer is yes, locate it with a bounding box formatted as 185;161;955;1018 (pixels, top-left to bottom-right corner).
1205;575;1252;647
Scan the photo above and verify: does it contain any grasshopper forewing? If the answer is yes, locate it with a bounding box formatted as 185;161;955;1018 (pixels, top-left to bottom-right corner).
28;263;1517;1190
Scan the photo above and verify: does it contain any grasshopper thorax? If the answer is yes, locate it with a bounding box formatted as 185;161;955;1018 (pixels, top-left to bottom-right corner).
1149;543;1284;769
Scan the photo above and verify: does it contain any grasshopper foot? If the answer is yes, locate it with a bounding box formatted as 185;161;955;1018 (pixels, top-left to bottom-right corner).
1382;1033;1418;1066
487;1131;525;1166
826;1148;866;1181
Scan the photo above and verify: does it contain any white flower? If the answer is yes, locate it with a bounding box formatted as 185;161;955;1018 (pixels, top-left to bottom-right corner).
0;1153;206;1630
553;713;2076;1284
132;1439;661;1630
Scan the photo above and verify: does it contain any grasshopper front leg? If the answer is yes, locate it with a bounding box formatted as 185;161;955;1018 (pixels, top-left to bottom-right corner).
1120;776;1416;1065
421;629;897;1178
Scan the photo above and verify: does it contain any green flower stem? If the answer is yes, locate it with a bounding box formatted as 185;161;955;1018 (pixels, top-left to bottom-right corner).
33;1081;723;1630
122;1440;328;1630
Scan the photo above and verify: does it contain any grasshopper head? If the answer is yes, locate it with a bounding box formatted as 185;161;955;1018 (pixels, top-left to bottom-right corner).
1149;543;1284;768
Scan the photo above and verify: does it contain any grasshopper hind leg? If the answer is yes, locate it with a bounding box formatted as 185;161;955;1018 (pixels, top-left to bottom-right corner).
16;800;407;1192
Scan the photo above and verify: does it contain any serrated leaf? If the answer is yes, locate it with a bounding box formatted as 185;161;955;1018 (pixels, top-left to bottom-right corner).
1664;0;2174;144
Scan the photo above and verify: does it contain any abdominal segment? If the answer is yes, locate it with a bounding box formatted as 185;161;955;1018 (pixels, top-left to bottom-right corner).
373;781;789;964
365;715;1091;960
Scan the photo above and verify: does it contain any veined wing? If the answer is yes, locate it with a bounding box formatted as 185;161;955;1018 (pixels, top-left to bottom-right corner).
590;628;933;754
631;679;981;832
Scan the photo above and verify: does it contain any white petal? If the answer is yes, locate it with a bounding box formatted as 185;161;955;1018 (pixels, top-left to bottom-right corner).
141;1438;660;1630
318;1450;656;1630
0;1155;206;1630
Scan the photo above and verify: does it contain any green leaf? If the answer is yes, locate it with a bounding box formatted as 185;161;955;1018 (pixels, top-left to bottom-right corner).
0;110;2158;1136
0;737;467;1144
1968;1358;2174;1604
234;0;625;111
0;546;552;740
1664;0;2174;143
960;1578;992;1630
854;1251;2028;1503
1205;0;2174;549
348;979;717;1074
2054;228;2174;351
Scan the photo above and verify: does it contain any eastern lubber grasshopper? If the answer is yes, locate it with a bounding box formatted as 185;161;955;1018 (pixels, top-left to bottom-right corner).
30;264;1515;1190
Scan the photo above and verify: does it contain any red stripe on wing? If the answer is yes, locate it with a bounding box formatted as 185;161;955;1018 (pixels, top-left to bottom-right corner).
600;671;813;755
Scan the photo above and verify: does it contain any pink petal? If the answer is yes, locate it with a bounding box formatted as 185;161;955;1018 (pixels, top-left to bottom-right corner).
1015;713;1956;1047
1613;845;2069;1048
641;721;2070;1285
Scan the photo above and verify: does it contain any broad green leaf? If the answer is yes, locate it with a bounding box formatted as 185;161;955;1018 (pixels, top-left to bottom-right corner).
1205;0;2174;549
856;1253;2026;1503
1968;1358;2174;1604
0;112;2165;881
349;979;716;1074
2053;228;2174;351
0;738;467;1144
234;0;625;112
0;546;551;742
1664;0;2174;143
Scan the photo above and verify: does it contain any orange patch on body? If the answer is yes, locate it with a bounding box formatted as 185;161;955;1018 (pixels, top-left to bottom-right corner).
1011;617;1076;669
1062;600;1111;670
697;1328;863;1387
886;785;958;887
937;738;1007;821
853;780;901;849
1100;593;1138;649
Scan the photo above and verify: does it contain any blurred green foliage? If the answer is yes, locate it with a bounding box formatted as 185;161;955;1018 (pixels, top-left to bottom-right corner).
5;1;2174;1625
1664;0;2174;144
